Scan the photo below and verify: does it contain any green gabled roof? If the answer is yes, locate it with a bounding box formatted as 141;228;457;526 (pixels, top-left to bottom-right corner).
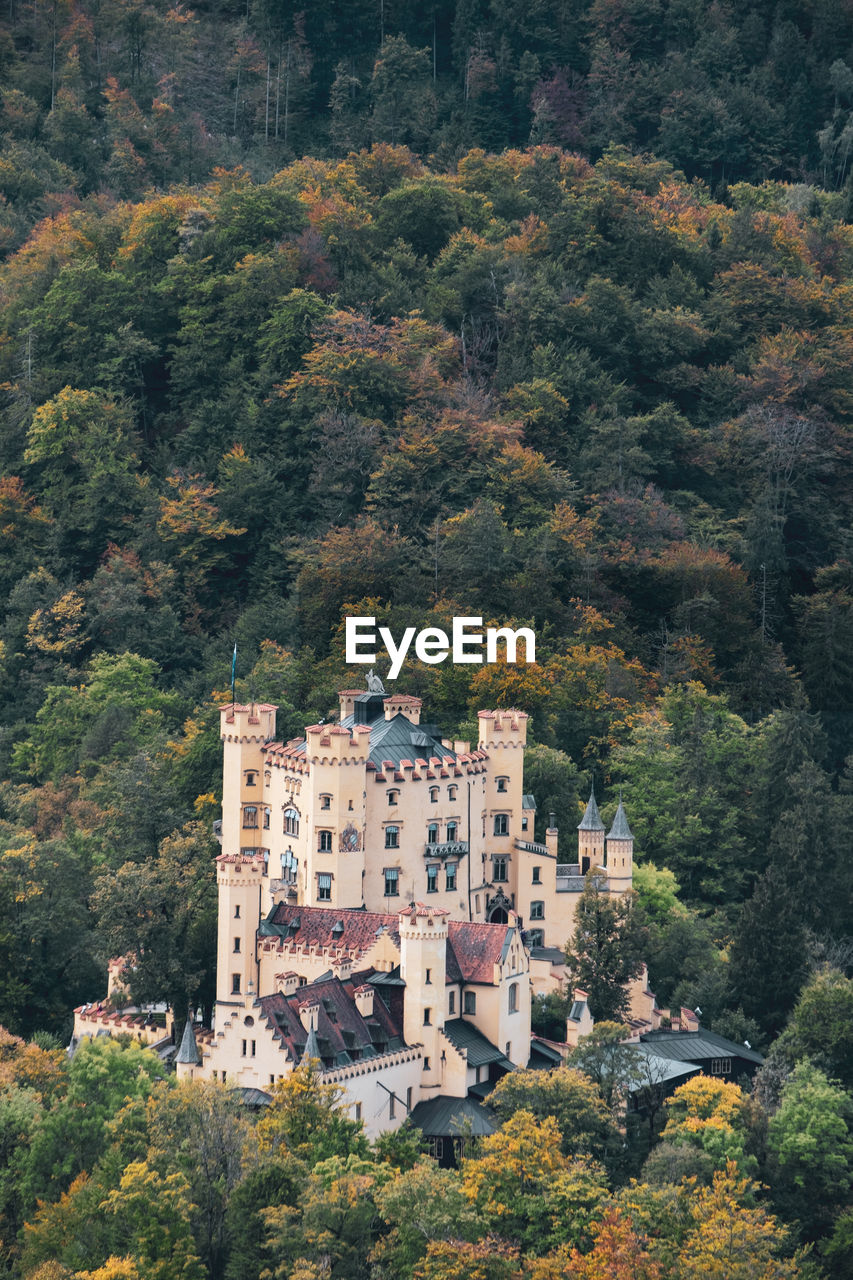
578;788;605;832
443;1018;514;1070
409;1094;498;1138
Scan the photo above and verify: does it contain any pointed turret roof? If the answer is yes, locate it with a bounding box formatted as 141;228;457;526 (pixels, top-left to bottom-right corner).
301;1024;322;1064
176;1018;200;1066
607;799;633;841
578;787;605;832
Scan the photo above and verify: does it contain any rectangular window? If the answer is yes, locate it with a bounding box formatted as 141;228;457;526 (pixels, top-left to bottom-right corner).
493;857;508;883
406;1087;412;1112
263;808;270;829
234;937;241;952
423;1057;430;1070
423;1008;431;1025
320;795;331;809
317;873;332;901
448;991;456;1014
385;826;399;849
446;864;457;891
251;1040;256;1057
242;1039;247;1056
494;814;509;836
425;968;432;985
497;777;507;792
475;894;481;913
426;865;438;893
318;830;332;852
463;991;476;1015
532;866;541;883
522;816;528;830
355;1102;362;1122
530;901;544;920
232;973;241;994
527;929;544;947
384;867;399;896
234;905;241;918
243;807;258;829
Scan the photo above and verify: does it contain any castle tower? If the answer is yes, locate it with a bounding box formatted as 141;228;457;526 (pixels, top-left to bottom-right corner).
220;703;277;856
478;710;529;905
606;797;634;893
399;904;448;1090
303;722;371;908
577;787;605;874
215;853;265;1006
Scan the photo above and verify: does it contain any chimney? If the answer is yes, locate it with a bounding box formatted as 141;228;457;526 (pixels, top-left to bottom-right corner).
681;1006;700;1032
333;956;352;981
354;985;374;1018
338;689;364;721
275;972;300;997
298;999;320;1032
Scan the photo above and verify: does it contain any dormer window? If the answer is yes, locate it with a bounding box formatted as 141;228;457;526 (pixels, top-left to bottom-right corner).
387;790;399;806
496;777;508;793
320;795;331;810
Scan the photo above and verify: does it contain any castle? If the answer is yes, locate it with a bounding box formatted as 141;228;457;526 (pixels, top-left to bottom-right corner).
215;690;634;948
165;691;638;1134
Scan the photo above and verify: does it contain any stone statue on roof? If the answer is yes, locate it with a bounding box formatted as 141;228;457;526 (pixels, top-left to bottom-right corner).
366;668;386;694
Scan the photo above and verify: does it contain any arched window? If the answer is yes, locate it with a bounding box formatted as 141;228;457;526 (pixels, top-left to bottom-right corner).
429;786;439;803
508;983;518;1013
242;806;258;829
387;790;399;806
448;785;457;800
446;821;457;842
385;826;399;849
284;807;300;835
427;822;438;844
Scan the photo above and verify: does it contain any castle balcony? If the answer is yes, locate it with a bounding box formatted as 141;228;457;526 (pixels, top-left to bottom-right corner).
515;838;548;855
424;840;469;860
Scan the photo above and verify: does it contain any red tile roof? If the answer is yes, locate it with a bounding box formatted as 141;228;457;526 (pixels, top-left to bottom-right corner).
264;904;514;987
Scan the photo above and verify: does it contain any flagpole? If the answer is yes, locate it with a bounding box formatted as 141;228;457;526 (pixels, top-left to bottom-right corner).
231;642;237;706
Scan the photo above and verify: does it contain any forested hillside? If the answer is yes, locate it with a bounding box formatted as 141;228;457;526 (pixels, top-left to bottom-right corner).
1;0;853;1274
